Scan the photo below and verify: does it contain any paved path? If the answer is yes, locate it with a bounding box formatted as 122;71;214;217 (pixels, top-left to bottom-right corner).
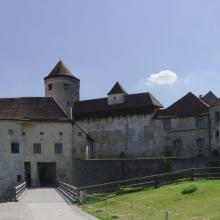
0;188;97;220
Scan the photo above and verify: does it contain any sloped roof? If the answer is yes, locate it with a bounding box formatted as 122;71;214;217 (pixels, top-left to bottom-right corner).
155;92;209;118
201;91;218;106
44;60;79;81
0;97;69;121
73;92;163;119
107;82;127;95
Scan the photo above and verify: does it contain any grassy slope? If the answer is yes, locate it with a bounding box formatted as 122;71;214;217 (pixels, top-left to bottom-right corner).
81;180;220;220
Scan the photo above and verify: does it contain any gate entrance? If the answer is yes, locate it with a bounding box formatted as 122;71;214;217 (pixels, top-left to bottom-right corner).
24;162;32;187
37;162;56;187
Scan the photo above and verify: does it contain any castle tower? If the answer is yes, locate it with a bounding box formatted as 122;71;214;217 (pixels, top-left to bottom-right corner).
44;60;80;118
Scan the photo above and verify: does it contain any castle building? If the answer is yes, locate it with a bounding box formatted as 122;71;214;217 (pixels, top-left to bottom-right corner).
0;60;220;198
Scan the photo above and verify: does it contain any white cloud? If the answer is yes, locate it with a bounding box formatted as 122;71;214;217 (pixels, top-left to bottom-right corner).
184;77;190;83
146;70;178;86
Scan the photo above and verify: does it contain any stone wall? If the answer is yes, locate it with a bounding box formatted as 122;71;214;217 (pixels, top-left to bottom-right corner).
72;158;209;187
76;114;210;159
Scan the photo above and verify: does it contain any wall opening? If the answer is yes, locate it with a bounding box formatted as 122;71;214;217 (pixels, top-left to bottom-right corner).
37;162;56;187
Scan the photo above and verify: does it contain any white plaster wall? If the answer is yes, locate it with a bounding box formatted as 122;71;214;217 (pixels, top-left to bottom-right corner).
0;121;24;199
107;93;125;105
0;120;75;198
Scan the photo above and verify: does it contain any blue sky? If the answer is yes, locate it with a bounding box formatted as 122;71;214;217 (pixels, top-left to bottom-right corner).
1;0;220;107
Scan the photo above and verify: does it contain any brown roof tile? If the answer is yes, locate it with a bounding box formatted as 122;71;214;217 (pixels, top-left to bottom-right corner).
44;60;79;81
73;92;163;119
107;82;127;95
201;91;218;106
155;92;209;118
0;97;69;121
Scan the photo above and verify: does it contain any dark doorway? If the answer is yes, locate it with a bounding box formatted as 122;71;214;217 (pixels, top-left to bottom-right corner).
24;162;32;187
37;162;56;187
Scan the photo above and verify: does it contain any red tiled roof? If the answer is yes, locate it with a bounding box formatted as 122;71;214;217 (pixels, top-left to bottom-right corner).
107;82;127;95
154;92;209;118
44;60;79;81
0;97;69;121
73;92;163;119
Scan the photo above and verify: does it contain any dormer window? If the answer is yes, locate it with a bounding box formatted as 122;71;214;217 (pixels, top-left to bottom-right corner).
107;82;127;105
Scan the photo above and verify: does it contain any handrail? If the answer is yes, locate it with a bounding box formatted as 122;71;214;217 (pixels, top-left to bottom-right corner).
57;167;220;203
57;181;80;202
13;182;26;201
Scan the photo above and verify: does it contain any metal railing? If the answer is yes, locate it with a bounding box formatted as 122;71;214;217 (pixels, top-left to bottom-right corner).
12;182;26;201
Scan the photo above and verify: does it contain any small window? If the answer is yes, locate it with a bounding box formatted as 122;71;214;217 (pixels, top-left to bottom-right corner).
174;139;182;156
11;143;19;153
78;132;82;137
216;130;219;138
164;119;171;130
196;118;205;128
48;84;53;91
63;83;70;90
33;143;41;154
40;132;44;136
215;112;220;122
17;175;22;182
197;138;205;148
55;143;63;154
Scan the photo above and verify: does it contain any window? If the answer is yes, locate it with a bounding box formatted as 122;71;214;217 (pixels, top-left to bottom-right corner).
174;139;182;156
78;132;82;137
196;118;205;128
215;112;220;122
17;175;22;182
63;83;70;90
216;130;219;138
48;84;52;91
197;138;205;148
11;143;19;153
33;143;41;154
164;119;171;130
55;143;63;154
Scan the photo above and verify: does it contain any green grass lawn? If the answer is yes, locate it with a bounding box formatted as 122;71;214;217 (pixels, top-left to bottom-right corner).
81;179;220;220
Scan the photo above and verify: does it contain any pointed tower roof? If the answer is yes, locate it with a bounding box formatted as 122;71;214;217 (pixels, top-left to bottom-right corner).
155;92;209;118
44;60;79;80
107;82;127;95
201;91;218;106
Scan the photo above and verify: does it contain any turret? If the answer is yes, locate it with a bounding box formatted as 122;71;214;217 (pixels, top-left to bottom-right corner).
44;60;80;118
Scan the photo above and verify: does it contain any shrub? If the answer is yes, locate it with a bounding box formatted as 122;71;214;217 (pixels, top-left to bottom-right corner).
181;185;198;195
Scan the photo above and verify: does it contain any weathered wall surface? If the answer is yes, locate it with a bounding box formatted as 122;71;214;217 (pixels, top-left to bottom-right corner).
0;120;75;199
45;76;79;117
72;158;209;187
76;114;159;158
0;121;24;199
76;114;210;159
154;116;209;158
22;121;74;186
210;105;220;156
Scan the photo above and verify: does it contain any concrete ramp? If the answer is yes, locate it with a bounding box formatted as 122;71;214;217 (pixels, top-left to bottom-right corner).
0;188;97;220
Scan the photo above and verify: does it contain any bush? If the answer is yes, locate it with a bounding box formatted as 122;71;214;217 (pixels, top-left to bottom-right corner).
181;185;198;195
